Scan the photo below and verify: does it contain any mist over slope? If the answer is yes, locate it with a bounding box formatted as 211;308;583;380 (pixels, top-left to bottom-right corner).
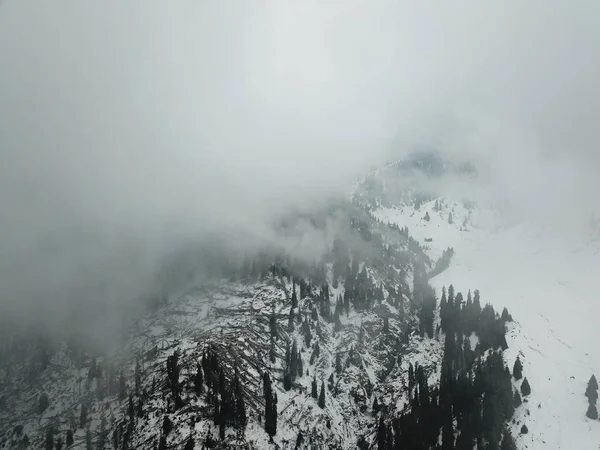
1;0;600;353
364;157;600;449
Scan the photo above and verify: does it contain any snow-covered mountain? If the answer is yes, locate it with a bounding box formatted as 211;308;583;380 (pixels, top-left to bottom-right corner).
2;152;597;450
366;154;600;449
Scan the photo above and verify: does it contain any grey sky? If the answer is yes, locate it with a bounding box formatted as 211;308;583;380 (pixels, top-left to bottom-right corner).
1;0;599;336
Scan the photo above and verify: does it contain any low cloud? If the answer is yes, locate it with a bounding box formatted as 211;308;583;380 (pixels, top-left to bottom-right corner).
1;0;599;338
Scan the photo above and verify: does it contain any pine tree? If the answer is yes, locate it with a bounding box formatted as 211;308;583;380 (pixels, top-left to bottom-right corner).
283;371;292;391
135;359;141;396
79;404;88;429
119;371;127;402
448;212;454;224
39;393;49;413
66;430;74;447
85;428;92;450
586;403;598;420
501;307;512;322
291;284;298;308
158;435;167;450
442;418;454;450
318;381;326;408
311;377;318;399
291;340;298;379
137;397;144;418
377;417;387;450
288;308;295;332
295;431;304;450
194;363;204;395
234;370;247;429
512;357;523;380
513;391;522;408
585;375;598;404
88;359;97;379
501;430;517;450
373;396;380;414
520;378;531;396
424;212;431;222
163;416;173;436
264;372;277;439
45;427;54;450
269;337;276;364
97;412;107;450
128;394;135;420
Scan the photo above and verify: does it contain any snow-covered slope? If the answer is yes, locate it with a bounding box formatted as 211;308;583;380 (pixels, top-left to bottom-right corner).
373;196;600;449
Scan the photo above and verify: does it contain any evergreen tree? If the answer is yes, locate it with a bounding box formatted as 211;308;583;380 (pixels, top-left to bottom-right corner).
39;393;49;413
295;431;304;450
288;308;295;332
194;363;204;395
79;404;88;428
373;396;380;414
448;212;454;224
311;377;318;399
318;381;326;408
585;375;598;404
269;337;276;364
88;359;97;379
162;416;173;436
137;397;144;418
85;428;92;450
264;372;277;439
520;378;531;396
442;418;454;450
291;284;298;308
119;371;127;402
283;371;292;391
233;370;247;429
377;417;387;450
512;357;523;380
66;430;74;447
500;430;517;450
45;427;54;450
291;340;298;379
135;359;141;396
424;212;430;222
128;394;135;421
586;403;598;420
501;307;512;322
97;412;107;450
513;391;522;408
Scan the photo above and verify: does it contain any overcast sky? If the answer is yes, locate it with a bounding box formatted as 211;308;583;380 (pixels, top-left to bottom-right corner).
1;0;599;336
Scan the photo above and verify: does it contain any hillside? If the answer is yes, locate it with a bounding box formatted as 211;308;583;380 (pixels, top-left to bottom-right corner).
366;157;600;449
0;156;568;450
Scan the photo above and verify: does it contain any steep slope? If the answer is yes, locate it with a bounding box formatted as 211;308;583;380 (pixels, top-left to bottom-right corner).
372;188;600;449
1;162;535;450
0;202;452;449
